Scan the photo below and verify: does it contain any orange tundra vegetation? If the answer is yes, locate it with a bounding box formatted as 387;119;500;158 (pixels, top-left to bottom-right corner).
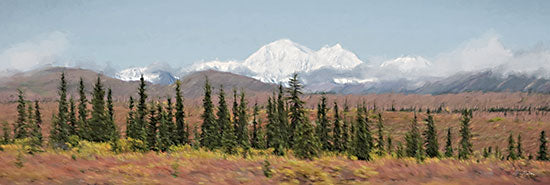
2;91;550;184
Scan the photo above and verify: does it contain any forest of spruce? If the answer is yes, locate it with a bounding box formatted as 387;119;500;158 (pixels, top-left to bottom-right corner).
2;72;550;184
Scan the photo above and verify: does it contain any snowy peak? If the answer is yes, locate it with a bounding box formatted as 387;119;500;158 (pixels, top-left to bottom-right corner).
115;65;177;85
380;56;431;73
192;39;364;83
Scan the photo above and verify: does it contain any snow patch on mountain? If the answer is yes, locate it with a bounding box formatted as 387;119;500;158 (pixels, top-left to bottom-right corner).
189;39;362;83
115;63;177;85
333;77;377;84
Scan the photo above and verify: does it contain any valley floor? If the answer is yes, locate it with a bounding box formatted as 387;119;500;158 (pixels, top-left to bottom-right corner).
1;144;550;185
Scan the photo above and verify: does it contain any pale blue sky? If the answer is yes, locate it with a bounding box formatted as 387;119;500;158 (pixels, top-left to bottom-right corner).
1;0;549;70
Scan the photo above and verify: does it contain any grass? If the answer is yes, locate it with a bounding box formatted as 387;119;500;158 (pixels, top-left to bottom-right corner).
1;141;550;184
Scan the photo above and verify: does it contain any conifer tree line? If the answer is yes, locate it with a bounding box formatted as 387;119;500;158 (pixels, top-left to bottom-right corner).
3;71;550;162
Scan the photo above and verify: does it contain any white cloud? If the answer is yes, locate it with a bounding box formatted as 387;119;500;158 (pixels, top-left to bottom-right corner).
430;32;550;78
0;31;69;72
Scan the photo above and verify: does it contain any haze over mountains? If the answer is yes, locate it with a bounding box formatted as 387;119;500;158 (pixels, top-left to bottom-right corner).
112;38;550;94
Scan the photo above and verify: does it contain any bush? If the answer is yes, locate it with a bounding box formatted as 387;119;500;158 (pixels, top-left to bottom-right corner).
14;138;43;154
110;138;148;153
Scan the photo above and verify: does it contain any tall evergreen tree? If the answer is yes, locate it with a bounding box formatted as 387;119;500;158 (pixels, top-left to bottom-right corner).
106;88;119;140
458;109;473;159
218;87;237;154
88;76;110;142
50;72;70;145
68;98;78;136
289;73;319;160
157;103;173;152
174;80;188;145
146;102;159;150
26;101;34;139
126;96;136;138
444;128;454;158
266;96;284;155
507;132;518;160
316;94;332;151
342;100;351;153
236;90;250;149
362;106;374;152
375;113;385;156
251;101;260;149
32;101;43;144
135;75;148;142
423;114;440;158
353;106;372;160
276;84;289;148
333;102;344;152
200;78;218;150
517;134;523;159
288;74;304;145
77;78;89;140
2;121;11;144
166;97;177;144
405;114;422;157
232;89;239;136
537;130;548;161
14;89;28;139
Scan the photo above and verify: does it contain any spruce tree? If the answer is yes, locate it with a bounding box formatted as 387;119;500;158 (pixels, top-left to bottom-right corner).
289;73;319;160
266;96;284;155
166;97;177;144
458;109;473;159
236;90;250;149
88;76;109;142
106;88;119;140
363;106;374;152
293;111;319;160
405;114;422;157
423;114;440;158
353;106;372;160
157;103;173;152
146;102;159;150
333;102;344;152
316;94;332;151
174;80;188;145
126;96;136;138
444;128;454;158
14;89;28;139
517;134;523;159
537;130;548;161
276;84;289;148
507;132;518;160
200;77;218;150
375;113;385;156
32;101;43;145
2;121;11;144
68;98;78;136
77;78;89;140
232;89;240;137
26;101;34;139
342;101;351;153
288;74;304;145
135;75;148;142
218;87;237;154
50;72;70;146
251;102;260;149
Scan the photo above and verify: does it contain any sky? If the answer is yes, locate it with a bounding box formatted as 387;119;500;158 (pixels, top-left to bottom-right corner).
1;0;550;72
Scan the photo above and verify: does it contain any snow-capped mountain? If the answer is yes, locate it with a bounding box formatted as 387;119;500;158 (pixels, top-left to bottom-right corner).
115;66;177;85
189;39;362;83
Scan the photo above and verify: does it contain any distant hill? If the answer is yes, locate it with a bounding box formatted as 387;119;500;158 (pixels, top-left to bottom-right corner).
0;67;276;102
415;71;550;94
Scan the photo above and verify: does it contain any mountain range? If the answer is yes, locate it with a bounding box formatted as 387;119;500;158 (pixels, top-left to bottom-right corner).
112;39;550;94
